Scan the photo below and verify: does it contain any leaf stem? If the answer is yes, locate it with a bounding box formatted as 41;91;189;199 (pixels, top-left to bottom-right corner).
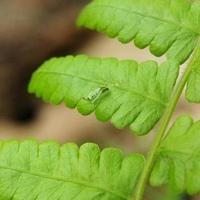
134;40;200;200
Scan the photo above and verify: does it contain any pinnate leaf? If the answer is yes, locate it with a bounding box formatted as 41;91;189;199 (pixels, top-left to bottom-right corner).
29;55;179;135
150;115;200;194
78;0;200;64
78;0;200;103
0;140;145;200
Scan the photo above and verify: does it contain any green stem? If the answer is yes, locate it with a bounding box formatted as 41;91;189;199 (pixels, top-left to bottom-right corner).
134;40;200;200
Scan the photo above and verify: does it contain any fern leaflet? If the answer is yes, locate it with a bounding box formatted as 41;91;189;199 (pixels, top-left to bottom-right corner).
29;55;179;135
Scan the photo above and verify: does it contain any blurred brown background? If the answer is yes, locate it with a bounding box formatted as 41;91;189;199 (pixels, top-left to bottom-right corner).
0;1;200;200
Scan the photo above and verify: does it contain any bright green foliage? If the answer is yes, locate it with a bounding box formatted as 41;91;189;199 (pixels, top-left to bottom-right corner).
0;140;145;200
187;69;200;102
7;1;200;199
28;55;179;135
186;44;200;102
150;115;200;194
77;0;200;64
78;0;200;103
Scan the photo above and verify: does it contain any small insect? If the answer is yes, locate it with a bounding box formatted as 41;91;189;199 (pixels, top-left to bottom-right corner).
84;87;109;103
78;87;109;115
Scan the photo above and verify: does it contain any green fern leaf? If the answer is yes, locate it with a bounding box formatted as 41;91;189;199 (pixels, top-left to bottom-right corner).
28;55;179;135
186;70;200;102
0;140;145;200
77;0;200;64
186;45;200;103
150;115;200;194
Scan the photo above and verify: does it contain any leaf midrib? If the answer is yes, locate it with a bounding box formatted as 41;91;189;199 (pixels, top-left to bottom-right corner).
87;3;199;36
36;70;167;107
0;165;128;200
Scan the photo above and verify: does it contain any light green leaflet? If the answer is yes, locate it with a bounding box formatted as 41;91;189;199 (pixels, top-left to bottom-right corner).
28;55;179;135
77;0;200;103
150;115;200;194
0;140;145;200
186;43;200;102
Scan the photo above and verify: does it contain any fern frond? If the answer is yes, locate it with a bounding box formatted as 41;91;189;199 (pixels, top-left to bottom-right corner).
28;55;179;135
77;0;200;64
0;140;145;200
150;115;200;194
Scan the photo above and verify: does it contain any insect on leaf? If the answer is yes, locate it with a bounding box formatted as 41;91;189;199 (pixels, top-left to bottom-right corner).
78;0;200;104
79;87;110;115
85;87;109;103
28;55;179;135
